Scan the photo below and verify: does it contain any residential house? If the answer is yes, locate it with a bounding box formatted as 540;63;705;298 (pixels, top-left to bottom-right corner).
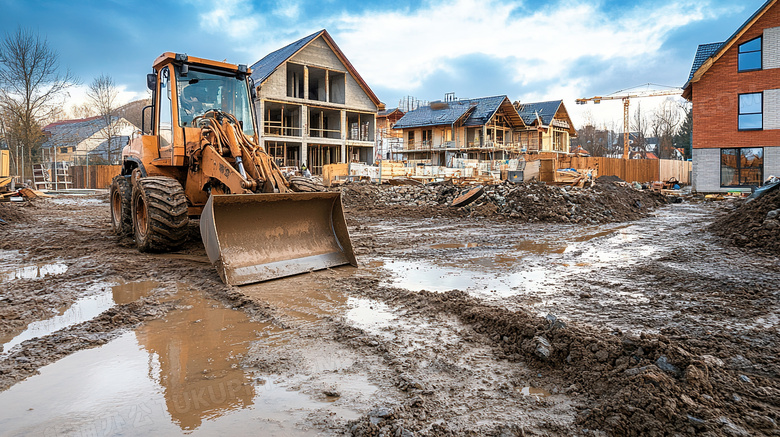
376;107;404;160
392;95;526;166
683;0;780;192
514;100;577;154
40;116;136;164
250;29;382;174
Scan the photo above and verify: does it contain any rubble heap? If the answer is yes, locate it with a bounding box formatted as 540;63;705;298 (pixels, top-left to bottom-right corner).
710;186;780;255
339;177;668;224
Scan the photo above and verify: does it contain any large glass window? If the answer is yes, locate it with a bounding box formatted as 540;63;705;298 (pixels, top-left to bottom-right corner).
738;93;762;130
721;147;763;187
158;67;173;148
176;66;255;135
738;37;762;72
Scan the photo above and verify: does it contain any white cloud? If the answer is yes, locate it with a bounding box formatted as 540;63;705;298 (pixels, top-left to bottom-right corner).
331;0;710;91
315;0;714;126
197;0;261;39
273;0;301;19
62;84;144;119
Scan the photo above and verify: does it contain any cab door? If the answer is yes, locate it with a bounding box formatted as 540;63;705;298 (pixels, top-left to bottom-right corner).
157;65;174;162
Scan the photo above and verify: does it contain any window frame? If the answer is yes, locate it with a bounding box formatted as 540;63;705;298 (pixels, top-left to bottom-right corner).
720;147;764;188
737;36;762;72
738;92;763;131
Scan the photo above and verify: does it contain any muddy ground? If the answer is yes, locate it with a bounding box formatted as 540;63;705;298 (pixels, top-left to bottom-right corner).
0;184;777;436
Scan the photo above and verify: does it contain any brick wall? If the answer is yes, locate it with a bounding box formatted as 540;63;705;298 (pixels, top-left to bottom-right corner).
691;5;780;150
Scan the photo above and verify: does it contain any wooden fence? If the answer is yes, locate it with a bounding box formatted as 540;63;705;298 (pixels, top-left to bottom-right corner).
552;156;691;184
70;165;122;189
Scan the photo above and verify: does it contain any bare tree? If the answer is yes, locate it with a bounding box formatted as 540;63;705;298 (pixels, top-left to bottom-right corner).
69;102;96;119
652;98;682;159
0;27;76;179
86;73;122;163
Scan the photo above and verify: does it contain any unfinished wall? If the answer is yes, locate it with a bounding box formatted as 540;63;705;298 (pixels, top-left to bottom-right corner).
290;37;344;70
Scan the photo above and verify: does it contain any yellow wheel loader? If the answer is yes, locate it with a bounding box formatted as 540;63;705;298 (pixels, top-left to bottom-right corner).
110;53;356;285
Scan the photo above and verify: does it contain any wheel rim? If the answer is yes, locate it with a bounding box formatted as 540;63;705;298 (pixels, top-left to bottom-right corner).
111;190;122;225
134;195;148;237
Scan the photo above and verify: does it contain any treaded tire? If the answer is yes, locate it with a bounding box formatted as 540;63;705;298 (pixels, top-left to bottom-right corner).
131;177;189;252
110;175;132;236
289;176;325;192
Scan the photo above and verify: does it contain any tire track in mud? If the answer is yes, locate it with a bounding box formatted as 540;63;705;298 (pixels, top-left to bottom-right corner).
336;276;779;436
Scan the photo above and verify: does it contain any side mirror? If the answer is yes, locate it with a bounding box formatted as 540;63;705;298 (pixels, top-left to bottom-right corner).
146;73;156;91
248;77;257;99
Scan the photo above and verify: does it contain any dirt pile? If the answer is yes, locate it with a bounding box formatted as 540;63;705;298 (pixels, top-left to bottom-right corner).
342;279;778;436
339;179;668;224
0;202;35;224
709;186;780;255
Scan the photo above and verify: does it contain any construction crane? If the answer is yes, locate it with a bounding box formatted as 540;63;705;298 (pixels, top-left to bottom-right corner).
576;84;682;159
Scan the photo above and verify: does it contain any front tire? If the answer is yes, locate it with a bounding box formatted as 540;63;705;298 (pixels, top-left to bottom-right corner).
110;175;132;236
131;177;189;252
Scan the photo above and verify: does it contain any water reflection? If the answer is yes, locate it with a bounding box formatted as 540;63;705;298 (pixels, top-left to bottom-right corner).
1;281;158;355
1;262;68;281
135;286;273;431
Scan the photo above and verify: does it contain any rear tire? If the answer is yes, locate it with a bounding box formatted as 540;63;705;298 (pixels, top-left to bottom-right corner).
110;175;132;236
131;177;189;252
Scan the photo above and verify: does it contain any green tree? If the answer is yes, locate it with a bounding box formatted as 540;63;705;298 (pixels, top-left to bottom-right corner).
673;104;692;160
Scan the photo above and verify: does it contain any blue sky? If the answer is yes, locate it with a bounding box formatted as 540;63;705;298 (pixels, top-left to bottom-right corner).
0;0;769;127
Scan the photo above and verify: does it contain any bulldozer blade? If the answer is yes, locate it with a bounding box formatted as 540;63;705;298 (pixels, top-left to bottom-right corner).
200;192;357;285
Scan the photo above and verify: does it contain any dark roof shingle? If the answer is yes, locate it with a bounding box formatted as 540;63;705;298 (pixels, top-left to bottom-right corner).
250;30;322;84
688;42;723;81
393;96;508;129
515;100;562;126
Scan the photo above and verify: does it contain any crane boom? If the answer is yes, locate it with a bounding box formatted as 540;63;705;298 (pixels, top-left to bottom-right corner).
576;85;682;159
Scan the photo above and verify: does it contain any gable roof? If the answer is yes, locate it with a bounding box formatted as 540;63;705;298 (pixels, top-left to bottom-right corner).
516;100;562;126
515;100;577;136
41;117;113;150
683;0;777;98
393;96;524;130
378;107;403;117
250;29;381;106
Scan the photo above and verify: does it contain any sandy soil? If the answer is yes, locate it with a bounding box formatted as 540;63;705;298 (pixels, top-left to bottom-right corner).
0;187;777;436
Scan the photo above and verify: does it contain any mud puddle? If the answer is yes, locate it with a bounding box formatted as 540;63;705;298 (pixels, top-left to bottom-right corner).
240;267;398;336
378;219;666;306
0;283;369;436
1;262;68;281
1;281;158;354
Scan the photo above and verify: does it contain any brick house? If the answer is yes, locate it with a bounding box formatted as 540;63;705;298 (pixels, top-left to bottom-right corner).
250;30;382;175
683;0;780;192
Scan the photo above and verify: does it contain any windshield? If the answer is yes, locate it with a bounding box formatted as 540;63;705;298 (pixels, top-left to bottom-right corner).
175;66;255;136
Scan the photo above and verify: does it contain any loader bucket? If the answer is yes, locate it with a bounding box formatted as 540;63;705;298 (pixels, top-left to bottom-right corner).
200;192;357;285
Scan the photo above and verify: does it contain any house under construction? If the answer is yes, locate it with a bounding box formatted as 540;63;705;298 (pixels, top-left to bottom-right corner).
392;95;577;167
250;30;381;174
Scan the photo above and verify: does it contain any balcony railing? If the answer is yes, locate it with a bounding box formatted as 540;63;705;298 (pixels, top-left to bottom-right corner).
264;121;301;137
